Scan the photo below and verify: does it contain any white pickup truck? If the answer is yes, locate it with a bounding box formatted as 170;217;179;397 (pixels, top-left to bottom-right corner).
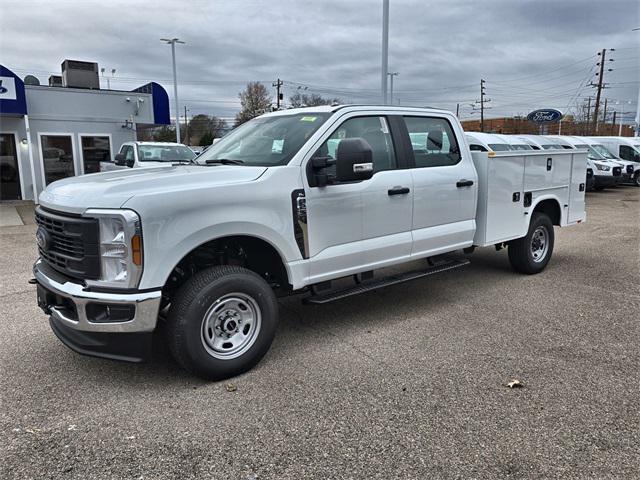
33;105;586;380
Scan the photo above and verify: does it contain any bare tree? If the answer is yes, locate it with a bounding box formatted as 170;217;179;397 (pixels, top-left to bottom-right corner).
235;82;272;126
289;92;341;108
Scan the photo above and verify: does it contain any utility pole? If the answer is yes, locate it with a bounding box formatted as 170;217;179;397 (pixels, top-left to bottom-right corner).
480;79;486;132
272;78;283;110
184;106;189;145
387;72;398;105
612;110;617;136
161;37;185;143
592;48;614;133
601;98;608;134
585;97;592;135
381;0;389;104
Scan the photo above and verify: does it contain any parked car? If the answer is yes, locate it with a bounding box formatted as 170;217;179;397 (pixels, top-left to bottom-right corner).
34;105;586;380
100;141;196;171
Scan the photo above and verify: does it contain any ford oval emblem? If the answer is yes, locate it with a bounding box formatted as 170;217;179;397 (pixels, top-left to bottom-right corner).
36;227;50;250
527;109;563;124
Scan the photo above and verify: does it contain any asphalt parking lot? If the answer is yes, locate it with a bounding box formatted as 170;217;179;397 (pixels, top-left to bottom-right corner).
1;187;639;480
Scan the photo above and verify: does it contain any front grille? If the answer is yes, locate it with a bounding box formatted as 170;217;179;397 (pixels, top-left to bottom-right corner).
35;207;100;280
613;167;621;177
626;165;634;174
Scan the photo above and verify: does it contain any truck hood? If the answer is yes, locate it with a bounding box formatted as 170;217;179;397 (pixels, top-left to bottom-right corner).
38;165;267;214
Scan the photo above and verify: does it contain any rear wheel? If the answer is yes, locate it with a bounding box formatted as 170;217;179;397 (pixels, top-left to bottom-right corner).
508;213;554;274
166;265;278;380
634;173;640;187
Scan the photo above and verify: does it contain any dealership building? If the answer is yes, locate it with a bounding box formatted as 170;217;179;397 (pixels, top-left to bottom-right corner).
0;61;170;202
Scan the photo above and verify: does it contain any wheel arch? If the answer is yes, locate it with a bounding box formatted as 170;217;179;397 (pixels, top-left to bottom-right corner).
531;196;562;226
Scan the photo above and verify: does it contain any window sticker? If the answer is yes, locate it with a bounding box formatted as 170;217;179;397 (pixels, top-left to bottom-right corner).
300;116;317;122
379;117;389;134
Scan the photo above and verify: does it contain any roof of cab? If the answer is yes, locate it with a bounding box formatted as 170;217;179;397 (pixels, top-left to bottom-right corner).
263;104;452;117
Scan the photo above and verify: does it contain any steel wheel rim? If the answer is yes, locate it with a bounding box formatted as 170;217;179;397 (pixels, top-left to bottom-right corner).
530;226;549;263
201;292;262;360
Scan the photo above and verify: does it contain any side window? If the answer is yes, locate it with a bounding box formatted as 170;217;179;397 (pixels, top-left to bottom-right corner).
469;144;488;152
123;146;134;161
313;116;396;175
404;116;461;167
619;145;639;161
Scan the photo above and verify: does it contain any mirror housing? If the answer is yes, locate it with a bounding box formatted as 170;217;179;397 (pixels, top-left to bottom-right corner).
126;158;135;168
335;138;374;183
114;153;126;166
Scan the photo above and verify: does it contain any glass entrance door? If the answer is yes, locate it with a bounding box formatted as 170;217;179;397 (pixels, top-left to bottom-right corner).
40;135;75;185
0;134;22;200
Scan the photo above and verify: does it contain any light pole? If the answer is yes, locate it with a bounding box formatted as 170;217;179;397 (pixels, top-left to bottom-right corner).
100;68;116;89
381;0;389;104
161;37;185;143
387;72;398;105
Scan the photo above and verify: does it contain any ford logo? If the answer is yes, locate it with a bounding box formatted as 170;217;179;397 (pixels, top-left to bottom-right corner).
527;109;563;124
36;227;50;250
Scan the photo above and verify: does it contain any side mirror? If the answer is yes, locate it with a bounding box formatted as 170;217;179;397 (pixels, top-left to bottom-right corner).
335;138;374;183
114;153;125;166
125;158;135;168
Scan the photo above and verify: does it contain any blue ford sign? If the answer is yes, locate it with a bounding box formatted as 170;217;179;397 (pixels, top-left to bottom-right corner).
527;109;563;124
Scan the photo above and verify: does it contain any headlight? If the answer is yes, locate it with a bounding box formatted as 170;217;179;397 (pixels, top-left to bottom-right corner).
83;209;143;289
595;164;610;171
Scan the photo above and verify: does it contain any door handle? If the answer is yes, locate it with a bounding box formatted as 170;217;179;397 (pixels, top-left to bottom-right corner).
456;179;474;187
388;186;410;196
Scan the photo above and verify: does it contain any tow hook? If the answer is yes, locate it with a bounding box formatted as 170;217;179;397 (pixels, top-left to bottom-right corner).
28;278;37;285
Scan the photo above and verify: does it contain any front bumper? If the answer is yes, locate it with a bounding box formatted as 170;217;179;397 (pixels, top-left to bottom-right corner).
594;175;617;188
34;259;162;361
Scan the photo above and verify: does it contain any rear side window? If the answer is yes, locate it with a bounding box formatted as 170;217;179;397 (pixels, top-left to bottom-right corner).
404;116;461;167
469;144;488;152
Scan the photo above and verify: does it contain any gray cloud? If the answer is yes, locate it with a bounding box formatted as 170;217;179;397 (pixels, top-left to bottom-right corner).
1;0;637;122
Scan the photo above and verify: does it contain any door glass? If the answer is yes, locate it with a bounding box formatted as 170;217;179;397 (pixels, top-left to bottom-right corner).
404;116;461;167
41;135;75;185
81;136;110;173
0;134;21;200
313;116;396;177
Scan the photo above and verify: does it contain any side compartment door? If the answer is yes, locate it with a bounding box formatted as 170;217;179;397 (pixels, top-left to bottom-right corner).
303;115;413;283
402;115;478;257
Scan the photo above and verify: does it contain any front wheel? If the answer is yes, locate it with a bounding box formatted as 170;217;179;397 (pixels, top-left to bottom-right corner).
166;265;278;380
507;213;554;274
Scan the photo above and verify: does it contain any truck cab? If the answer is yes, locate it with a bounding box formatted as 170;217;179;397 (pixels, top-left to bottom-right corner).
100;141;196;171
33;105;586;380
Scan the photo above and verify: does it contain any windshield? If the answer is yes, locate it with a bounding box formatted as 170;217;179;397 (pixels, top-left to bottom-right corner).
137;144;196;162
511;144;533;150
590;144;617;160
197;112;331;166
575;144;603;160
488;143;512;151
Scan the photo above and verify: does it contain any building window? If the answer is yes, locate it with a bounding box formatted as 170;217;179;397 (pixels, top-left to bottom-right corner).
41;135;75;185
81;136;111;174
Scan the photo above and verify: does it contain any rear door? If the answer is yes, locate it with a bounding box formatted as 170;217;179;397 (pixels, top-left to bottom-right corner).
401;115;478;257
303;114;414;283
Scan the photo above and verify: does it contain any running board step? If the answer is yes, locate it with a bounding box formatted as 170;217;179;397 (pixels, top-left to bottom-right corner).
303;258;470;305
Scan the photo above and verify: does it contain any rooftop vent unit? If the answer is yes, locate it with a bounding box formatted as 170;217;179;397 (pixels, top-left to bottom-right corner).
61;60;99;89
48;75;63;87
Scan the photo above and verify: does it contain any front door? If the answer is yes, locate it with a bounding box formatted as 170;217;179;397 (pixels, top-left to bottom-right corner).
0;134;21;200
401;115;478;257
303;115;414;284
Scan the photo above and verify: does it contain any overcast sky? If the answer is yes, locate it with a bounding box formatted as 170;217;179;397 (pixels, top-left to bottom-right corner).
1;0;638;124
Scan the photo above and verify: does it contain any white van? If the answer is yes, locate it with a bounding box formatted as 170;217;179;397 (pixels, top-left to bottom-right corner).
578;137;637;185
588;137;640;186
465;132;513;152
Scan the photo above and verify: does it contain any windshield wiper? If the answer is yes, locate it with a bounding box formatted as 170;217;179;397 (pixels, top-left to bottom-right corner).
205;158;245;165
170;159;197;165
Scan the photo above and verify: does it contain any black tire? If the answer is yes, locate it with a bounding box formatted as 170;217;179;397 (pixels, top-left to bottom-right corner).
594;186;605;191
507;213;554;274
634;173;640;187
166;265;278;380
